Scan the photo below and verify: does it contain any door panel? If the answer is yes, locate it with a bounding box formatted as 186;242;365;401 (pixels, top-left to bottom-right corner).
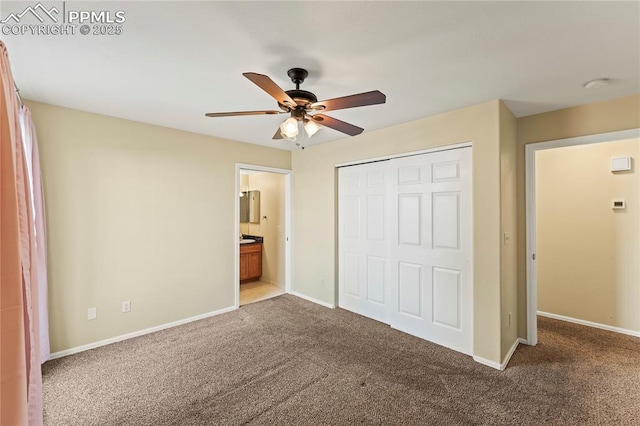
338;161;391;324
367;195;385;240
432;267;461;329
366;256;386;304
389;148;472;355
398;194;422;245
432;192;460;250
398;262;422;318
339;147;472;356
343;252;360;296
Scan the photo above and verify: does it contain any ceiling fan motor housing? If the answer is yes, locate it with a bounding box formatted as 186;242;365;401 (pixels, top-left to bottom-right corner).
280;89;318;110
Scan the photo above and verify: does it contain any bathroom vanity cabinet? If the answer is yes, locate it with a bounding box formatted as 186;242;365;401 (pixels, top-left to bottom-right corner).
239;242;262;283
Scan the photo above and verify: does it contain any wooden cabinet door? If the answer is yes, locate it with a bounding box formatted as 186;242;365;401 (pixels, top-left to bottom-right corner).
239;253;250;281
248;252;262;279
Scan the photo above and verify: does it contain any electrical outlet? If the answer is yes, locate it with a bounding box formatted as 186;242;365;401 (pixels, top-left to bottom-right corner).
508;312;512;326
88;307;97;320
122;300;131;313
320;277;325;286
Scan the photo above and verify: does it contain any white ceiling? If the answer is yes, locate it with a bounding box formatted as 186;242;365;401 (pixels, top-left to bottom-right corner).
3;1;639;150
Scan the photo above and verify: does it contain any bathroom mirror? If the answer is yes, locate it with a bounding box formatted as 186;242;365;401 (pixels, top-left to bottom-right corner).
239;190;260;223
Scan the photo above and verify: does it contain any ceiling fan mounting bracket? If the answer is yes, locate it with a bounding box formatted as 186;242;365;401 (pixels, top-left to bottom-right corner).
287;68;309;89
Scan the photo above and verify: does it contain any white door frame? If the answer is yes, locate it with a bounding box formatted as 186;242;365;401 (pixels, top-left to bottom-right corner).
235;163;293;309
525;128;640;345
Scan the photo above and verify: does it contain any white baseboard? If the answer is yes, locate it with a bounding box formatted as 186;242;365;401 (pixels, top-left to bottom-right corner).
290;291;335;309
473;355;502;370
473;337;527;371
50;305;236;360
500;338;521;369
537;311;640;338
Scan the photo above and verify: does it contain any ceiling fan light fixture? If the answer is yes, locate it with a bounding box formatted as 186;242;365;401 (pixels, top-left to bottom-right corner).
304;119;321;138
280;116;299;140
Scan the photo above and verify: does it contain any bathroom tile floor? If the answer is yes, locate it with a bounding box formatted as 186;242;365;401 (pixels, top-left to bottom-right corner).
239;281;284;306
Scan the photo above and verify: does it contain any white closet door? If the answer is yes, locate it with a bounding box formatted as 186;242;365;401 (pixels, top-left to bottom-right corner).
389;148;473;355
338;161;391;324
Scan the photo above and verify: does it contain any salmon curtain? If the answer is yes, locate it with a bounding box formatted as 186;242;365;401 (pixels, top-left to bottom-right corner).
1;40;46;426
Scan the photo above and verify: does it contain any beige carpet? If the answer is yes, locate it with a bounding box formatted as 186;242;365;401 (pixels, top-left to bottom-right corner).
43;295;640;425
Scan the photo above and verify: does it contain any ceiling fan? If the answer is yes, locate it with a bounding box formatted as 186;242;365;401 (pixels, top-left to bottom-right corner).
205;68;386;143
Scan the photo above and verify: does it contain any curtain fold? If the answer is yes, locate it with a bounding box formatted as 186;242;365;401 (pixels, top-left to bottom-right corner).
0;40;45;426
21;107;50;363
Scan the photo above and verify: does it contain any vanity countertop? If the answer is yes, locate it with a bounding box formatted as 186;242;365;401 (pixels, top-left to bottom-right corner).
240;235;263;244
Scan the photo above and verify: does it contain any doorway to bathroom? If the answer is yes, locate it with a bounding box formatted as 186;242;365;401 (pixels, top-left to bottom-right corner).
235;164;292;307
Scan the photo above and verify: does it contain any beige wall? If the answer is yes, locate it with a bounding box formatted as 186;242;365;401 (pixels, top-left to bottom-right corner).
36;91;639;361
516;94;640;338
292;100;508;363
536;138;639;331
240;172;285;287
499;101;519;358
28;101;291;353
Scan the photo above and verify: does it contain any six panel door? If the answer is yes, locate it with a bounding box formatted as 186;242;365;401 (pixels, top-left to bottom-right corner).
338;161;391;324
389;148;472;355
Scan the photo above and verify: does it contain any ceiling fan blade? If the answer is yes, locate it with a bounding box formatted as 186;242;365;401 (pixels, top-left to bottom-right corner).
311;114;364;136
309;90;386;112
243;72;297;109
205;110;284;118
272;128;283;140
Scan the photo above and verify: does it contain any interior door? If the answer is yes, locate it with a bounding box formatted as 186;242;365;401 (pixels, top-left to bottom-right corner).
338;161;391;324
389;148;473;355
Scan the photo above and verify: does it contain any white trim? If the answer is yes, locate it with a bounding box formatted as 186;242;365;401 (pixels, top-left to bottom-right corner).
335;142;472;168
501;338;520;369
472;337;526;371
235;164;293;309
291;291;336;309
524;129;639;152
472;355;502;370
525;128;640;347
284;171;292;294
236;163;294;175
525;143;538;346
537;311;640;338
50;305;236;360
